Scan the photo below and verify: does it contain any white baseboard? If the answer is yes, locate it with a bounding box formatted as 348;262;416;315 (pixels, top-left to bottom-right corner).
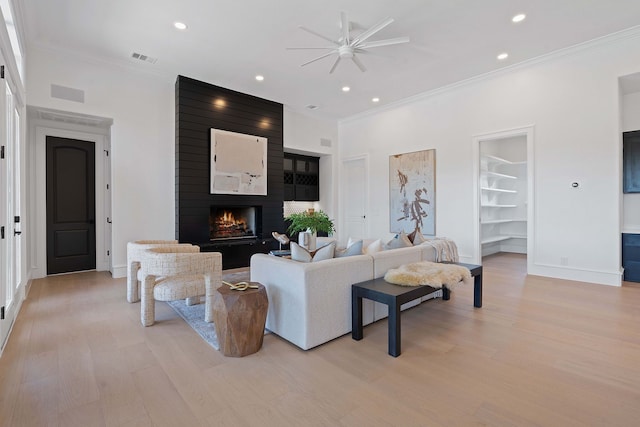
529;263;622;287
112;264;127;279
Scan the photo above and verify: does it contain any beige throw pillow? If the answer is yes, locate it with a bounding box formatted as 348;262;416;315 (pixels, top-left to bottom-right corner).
385;231;413;250
412;229;427;245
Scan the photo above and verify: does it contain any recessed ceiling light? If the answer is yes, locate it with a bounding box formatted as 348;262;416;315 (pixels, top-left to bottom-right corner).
497;52;509;60
255;75;264;81
174;22;187;30
512;14;526;23
342;86;350;92
372;97;380;103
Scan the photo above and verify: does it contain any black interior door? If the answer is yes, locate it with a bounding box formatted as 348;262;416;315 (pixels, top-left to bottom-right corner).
46;136;96;274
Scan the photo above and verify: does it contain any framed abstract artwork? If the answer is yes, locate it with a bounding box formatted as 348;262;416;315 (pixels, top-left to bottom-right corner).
210;128;267;195
389;149;436;235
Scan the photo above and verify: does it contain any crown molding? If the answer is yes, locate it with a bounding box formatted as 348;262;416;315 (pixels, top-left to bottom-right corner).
341;25;640;125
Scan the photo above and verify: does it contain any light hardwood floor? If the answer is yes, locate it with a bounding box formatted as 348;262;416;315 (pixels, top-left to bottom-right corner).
1;253;640;426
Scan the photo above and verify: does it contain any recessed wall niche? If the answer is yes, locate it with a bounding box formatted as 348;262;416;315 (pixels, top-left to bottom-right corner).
175;76;284;267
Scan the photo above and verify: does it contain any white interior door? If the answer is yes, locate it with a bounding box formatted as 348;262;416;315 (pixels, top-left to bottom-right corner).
342;156;368;241
0;66;15;349
0;78;7;349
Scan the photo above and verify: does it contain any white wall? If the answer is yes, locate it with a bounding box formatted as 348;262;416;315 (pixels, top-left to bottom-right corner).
26;46;175;277
284;107;339;219
26;48;340;277
339;32;640;286
622;91;640;233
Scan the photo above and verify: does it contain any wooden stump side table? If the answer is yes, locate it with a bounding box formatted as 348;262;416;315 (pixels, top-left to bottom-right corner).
212;282;268;357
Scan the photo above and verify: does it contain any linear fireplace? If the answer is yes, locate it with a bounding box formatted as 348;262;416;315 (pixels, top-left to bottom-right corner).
209;206;259;241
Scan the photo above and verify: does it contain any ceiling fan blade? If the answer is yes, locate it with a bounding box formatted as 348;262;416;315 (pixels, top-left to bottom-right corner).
286;46;337;50
351;55;367;72
329;56;341;74
299;26;340;45
356;36;410;49
340;11;350;45
300;51;336;67
351;17;394;45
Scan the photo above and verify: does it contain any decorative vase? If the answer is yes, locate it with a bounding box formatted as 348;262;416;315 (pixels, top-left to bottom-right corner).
298;230;317;251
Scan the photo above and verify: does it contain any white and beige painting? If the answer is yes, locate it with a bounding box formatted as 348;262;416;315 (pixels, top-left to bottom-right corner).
210;128;267;195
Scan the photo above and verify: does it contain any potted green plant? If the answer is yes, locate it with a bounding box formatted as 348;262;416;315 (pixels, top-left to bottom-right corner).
285;210;335;251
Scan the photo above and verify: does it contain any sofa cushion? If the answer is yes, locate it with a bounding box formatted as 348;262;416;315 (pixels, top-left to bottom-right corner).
336;240;363;257
385;231;413;250
291;242;336;262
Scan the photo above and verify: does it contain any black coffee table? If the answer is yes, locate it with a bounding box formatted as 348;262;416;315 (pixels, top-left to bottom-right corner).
351;262;482;357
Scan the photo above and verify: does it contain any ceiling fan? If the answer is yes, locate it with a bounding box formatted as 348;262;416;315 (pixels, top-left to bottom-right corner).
287;12;410;74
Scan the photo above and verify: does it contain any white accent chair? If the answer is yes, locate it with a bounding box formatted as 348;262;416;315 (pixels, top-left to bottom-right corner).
140;247;223;327
126;240;195;303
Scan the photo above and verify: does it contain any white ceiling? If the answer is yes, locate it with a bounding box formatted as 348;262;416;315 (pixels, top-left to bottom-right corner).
22;0;640;120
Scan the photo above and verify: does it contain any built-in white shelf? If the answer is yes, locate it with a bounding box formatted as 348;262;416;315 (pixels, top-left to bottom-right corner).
481;187;517;193
485;171;517;180
481;147;527;255
481;218;527;224
484;154;528;166
481;234;527;244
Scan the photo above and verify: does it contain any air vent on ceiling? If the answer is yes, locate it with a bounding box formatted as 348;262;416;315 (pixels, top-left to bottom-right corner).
306;104;319;110
131;52;158;64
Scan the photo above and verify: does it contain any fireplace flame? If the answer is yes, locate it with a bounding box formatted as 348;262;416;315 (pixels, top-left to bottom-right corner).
210;207;255;240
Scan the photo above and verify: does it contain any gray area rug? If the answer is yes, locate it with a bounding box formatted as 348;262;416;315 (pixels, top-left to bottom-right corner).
166;270;251;350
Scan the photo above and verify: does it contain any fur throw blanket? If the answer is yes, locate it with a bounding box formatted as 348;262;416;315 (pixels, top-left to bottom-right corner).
384;261;472;289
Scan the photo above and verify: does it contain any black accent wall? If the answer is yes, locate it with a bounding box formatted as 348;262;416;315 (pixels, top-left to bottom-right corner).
175;76;284;264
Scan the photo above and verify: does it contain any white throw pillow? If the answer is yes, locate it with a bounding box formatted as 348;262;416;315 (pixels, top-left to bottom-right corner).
291;242;336;262
363;239;384;254
336;240;363;257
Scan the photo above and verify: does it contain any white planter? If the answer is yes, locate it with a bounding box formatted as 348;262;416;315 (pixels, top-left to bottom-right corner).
298;230;317;251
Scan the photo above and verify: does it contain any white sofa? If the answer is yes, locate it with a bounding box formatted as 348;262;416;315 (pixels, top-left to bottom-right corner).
250;243;437;350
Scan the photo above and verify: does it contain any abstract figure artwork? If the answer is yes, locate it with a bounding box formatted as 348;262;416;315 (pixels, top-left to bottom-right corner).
389;149;435;235
210;128;267;195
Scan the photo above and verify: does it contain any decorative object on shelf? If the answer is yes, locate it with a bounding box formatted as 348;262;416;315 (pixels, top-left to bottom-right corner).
389;149;436;236
285;209;335;252
272;231;290;250
210;128;267;195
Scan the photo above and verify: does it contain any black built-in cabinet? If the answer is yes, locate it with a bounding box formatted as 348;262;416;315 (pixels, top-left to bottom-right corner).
623;233;640;282
623;130;640;193
284;153;319;201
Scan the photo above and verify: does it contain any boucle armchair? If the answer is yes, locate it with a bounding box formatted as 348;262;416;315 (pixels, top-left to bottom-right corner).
126;240;195;303
140;247;223;327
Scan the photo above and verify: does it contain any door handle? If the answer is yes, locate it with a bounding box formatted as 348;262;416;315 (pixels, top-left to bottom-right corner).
14;230;21;236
